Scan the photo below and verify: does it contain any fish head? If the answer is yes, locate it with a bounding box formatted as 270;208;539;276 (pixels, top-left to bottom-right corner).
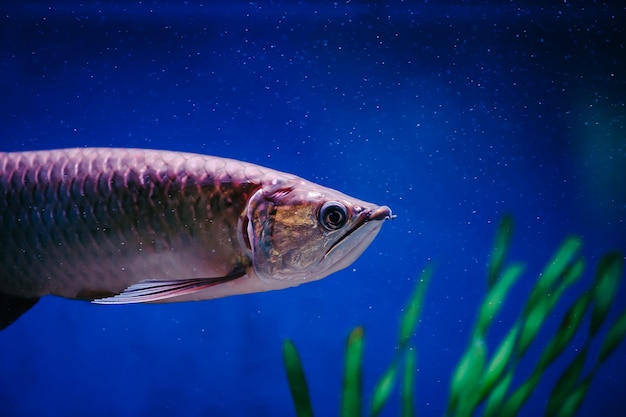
243;180;393;286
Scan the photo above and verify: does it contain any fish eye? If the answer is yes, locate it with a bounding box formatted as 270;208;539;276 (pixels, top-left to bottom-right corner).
319;201;348;230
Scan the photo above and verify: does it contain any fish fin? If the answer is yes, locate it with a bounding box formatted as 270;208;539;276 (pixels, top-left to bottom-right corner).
91;270;246;305
0;293;39;330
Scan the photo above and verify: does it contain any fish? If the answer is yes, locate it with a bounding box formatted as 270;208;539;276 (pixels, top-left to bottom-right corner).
0;148;393;329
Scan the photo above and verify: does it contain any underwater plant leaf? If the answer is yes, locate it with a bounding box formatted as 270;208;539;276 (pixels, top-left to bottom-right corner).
399;266;433;347
342;326;364;417
560;258;585;291
402;349;416;417
480;324;520;401
488;214;514;288
369;362;398;417
544;348;588;417
553;376;591;417
475;263;524;338
524;237;582;316
282;340;315;417
590;253;623;337
541;257;585;321
536;292;591;372
598;308;626;364
517;295;550;358
546;375;593;417
448;337;487;416
483;370;513;417
517;257;585;359
500;372;541;417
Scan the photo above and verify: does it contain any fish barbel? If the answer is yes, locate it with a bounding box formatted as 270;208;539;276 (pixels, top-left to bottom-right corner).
0;148;392;329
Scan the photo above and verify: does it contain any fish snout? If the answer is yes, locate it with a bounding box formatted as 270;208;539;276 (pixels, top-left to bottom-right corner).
366;205;395;221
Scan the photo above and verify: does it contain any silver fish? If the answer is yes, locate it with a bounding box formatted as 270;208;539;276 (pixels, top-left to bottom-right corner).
0;148;392;329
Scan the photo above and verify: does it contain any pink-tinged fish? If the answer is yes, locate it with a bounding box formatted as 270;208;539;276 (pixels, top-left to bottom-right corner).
0;148;393;329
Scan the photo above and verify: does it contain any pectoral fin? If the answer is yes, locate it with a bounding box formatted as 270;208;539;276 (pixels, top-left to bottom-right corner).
0;293;39;330
92;270;246;305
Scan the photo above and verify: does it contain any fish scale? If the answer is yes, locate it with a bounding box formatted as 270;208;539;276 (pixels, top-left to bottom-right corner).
0;147;392;329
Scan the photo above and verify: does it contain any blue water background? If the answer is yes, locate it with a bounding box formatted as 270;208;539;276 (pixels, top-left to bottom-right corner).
1;1;625;416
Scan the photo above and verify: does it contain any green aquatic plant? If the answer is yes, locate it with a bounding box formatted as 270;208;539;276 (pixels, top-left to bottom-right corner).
282;216;626;417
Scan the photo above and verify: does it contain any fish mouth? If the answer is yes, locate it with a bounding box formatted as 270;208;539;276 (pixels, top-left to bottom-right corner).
324;205;394;260
368;205;395;222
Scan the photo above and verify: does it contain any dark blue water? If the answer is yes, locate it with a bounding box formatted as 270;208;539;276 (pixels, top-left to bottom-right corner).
1;1;624;416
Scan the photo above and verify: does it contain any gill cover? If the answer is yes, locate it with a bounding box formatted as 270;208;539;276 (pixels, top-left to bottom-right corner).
244;181;392;285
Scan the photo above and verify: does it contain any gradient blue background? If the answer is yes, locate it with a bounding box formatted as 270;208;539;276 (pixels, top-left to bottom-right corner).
1;1;625;416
